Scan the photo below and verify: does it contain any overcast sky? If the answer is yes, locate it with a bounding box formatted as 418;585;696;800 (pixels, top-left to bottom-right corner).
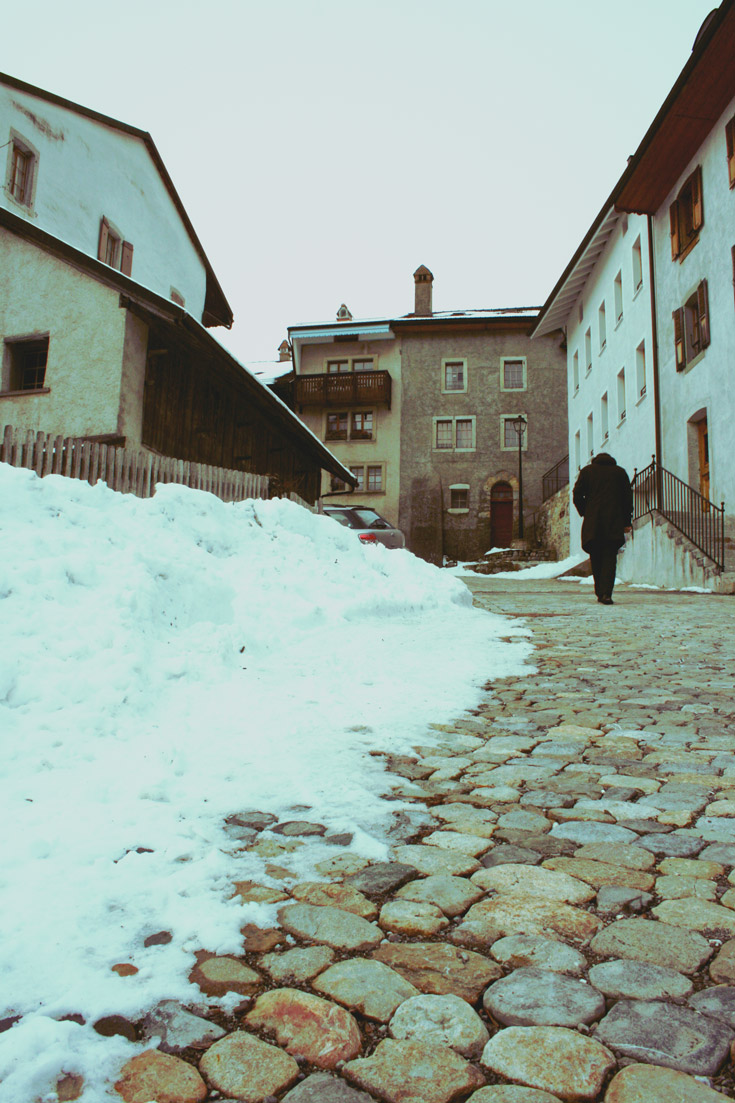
4;0;719;365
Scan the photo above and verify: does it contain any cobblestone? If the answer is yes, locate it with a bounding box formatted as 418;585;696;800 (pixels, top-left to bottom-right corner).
103;577;735;1101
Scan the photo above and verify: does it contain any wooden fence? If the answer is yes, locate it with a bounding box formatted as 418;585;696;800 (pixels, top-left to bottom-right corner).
1;424;271;503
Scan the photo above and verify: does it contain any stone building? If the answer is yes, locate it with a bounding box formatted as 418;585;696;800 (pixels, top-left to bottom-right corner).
288;268;568;562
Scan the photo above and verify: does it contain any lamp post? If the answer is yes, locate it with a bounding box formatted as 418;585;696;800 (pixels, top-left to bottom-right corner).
511;414;527;539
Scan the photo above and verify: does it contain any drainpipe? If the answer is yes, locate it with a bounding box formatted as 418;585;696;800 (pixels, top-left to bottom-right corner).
647;214;662;468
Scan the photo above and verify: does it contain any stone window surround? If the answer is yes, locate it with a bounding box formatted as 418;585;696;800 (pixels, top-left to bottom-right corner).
500;414;528;452
324;355;377;373
433;415;476;453
500;356;527;392
348;462;386;494
448;483;470;514
441;358;468;394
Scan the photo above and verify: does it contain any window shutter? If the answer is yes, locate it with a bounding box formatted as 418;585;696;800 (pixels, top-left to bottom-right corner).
673;308;686;370
669;201;680;259
120;241;134;276
98;218;109;263
691;166;703;231
698;279;710;349
727;119;735;188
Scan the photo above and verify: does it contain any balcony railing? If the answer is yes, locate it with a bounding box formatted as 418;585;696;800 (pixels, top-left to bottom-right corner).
295;370;392;409
541;454;569;502
632;456;725;569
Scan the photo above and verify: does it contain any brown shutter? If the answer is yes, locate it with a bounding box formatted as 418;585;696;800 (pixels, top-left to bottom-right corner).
120;241;134;276
98;218;109;263
673;308;686;370
691;166;703;231
698;279;710;349
669;201;680;259
727;118;735;189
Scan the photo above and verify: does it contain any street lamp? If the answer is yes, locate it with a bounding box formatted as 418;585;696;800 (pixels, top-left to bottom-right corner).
511;414;527;539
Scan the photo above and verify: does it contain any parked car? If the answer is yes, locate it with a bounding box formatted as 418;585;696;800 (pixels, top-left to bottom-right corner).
322;506;406;549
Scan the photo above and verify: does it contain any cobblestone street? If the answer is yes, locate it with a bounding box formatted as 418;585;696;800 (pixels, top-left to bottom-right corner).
114;578;735;1103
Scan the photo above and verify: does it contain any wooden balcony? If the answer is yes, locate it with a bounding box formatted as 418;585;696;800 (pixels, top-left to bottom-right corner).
295;370;392;409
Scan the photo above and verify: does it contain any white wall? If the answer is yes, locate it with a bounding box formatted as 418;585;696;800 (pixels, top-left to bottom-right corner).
652;93;735;515
0;84;208;321
566;212;656;553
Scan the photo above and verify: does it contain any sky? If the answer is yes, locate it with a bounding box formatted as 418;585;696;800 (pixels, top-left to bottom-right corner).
0;461;532;1097
2;0;719;364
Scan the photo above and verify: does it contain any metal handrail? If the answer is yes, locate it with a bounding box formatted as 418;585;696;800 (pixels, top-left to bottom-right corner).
541;454;569;502
631;456;725;570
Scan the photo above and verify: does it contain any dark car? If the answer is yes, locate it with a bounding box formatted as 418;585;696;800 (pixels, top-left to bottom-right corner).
323;506;406;549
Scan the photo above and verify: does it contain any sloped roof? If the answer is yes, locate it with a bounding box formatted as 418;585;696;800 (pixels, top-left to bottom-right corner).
0;72;233;329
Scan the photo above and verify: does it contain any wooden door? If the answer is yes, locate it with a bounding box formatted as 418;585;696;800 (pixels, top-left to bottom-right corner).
490;482;514;547
698;418;710;503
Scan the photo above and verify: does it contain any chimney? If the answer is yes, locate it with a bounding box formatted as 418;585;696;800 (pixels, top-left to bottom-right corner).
278;339;291;362
413;265;434;316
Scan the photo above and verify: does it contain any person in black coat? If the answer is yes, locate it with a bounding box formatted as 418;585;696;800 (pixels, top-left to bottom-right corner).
572;453;633;604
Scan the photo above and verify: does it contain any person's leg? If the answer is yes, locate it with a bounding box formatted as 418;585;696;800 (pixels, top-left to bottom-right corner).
587;541;603;598
598;542;618;602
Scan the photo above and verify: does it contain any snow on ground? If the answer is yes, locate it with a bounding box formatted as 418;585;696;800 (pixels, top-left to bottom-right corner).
0;464;532;1100
447;552;587;580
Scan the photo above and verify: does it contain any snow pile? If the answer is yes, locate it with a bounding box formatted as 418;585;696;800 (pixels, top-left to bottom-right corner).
0;464;531;1100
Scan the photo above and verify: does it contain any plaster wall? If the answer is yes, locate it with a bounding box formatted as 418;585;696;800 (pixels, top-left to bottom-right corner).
297;337;402;527
618;515;717;590
0;85;209;321
398;329;567;562
0;227;131;438
566;212;656;555
651;94;735;515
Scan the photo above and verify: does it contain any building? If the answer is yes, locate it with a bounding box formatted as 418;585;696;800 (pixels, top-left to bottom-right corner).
532;1;735;588
0;73;353;502
289;268;568;562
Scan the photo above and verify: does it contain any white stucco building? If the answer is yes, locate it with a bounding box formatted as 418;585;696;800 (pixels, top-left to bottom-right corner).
531;207;656;556
1;71;231;329
533;1;735;589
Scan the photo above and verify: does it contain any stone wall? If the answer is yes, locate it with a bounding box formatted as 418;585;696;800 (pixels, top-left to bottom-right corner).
535;484;571;560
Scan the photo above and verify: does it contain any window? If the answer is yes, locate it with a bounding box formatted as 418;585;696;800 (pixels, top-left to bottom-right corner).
345;463;385;493
670;166;703;261
584;328;592;373
327;357;375;373
601;392;609;442
598;301;607;352
501;357;527;391
442;359;467;393
574;430;581;473
614;271;623;325
501;416;528;451
449;485;469;513
636;341;647;398
3;336;49;393
617;368;626;423
632;236;643;292
587;412;594;458
433;416;476;452
673;280;710;371
366;464;383;492
326;412;348;440
4;131;39;210
330;474;349;492
572;351;579;394
98;218;133;275
726;116;735;189
327;410;374;441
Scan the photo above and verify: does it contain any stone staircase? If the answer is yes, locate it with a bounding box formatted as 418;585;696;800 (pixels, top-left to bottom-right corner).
620;512;735;593
466;544;559;576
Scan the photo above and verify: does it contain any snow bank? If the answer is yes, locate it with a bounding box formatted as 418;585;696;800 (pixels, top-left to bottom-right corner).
0;465;531;1099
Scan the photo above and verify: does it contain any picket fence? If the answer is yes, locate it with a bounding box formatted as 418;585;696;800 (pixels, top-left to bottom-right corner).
1;424;271;503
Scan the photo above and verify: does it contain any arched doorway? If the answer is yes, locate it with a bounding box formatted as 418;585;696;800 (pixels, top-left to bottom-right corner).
490;481;514;547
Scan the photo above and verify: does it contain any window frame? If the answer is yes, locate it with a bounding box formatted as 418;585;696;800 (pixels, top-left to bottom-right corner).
345;462;386;494
448;484;470;514
584;328;592;374
4;130;39;211
325;356;377;373
500;356;527;392
673;280;710;372
632;236;643;295
325;411;349;441
572;350;579;395
636;341;647;401
432;415;476;453
98;217;134;275
670;166;704;262
2;334;50;394
441;358;468;394
598;300;607;353
617;367;626;426
613;270;623;326
500;414;528;452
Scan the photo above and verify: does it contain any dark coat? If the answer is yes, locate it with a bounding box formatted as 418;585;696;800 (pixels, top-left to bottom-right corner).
573;453;633;553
